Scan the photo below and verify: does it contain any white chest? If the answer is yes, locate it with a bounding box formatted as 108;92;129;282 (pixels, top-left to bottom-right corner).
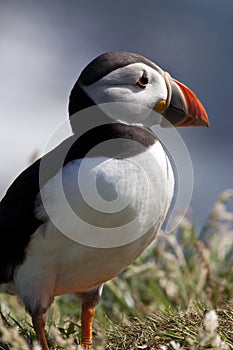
16;141;174;298
37;140;174;248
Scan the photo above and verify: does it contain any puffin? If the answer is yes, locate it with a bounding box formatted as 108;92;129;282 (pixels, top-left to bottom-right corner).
0;52;209;349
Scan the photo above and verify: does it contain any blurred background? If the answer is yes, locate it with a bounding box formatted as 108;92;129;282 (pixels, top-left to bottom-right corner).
0;0;233;230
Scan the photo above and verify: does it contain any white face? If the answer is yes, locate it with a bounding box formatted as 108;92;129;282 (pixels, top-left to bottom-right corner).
82;63;168;126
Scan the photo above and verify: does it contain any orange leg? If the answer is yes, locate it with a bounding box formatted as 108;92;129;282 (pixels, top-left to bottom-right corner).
81;303;95;348
32;314;49;350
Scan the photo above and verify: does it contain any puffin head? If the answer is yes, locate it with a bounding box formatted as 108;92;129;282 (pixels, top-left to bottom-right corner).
68;52;209;131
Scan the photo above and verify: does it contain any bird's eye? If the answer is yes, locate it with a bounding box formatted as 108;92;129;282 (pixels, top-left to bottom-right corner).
136;72;149;88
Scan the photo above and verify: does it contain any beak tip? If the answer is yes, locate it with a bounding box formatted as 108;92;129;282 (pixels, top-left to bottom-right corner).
201;109;210;128
198;113;209;128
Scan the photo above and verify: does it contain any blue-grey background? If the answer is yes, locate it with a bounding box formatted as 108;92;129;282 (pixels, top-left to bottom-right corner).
0;0;232;230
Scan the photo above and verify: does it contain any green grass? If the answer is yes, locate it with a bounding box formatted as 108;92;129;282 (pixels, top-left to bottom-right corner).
1;189;233;349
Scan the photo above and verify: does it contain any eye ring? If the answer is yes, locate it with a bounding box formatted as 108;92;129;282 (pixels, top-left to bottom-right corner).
136;72;149;88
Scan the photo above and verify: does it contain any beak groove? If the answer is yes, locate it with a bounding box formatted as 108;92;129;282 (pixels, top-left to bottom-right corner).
161;72;209;128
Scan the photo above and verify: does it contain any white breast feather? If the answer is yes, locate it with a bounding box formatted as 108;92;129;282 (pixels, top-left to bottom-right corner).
14;141;174;313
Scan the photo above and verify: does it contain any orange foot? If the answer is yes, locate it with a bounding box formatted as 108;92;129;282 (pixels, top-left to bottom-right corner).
81;303;95;349
81;344;93;349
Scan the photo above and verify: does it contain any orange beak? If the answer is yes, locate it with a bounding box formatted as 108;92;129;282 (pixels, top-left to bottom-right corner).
157;72;209;128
